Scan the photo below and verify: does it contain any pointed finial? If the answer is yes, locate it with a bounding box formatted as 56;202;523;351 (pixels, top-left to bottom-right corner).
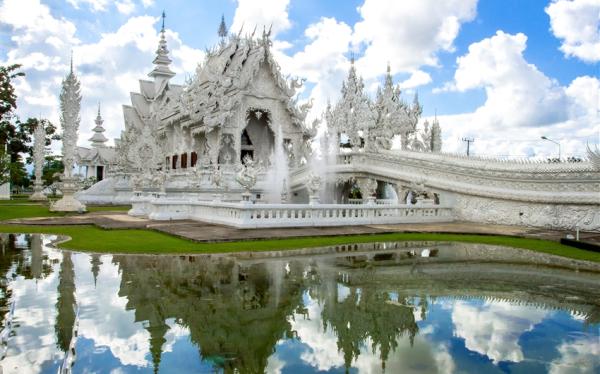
386;62;391;73
218;14;228;38
70;50;73;74
161;11;166;32
350;52;355;65
97;102;101;116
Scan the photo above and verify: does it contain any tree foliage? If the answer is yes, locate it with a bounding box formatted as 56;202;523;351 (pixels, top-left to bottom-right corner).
42;155;64;187
0;64;59;186
0;64;24;120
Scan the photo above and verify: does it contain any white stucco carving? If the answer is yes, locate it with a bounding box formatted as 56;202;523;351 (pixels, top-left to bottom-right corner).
30;121;47;201
51;60;86;212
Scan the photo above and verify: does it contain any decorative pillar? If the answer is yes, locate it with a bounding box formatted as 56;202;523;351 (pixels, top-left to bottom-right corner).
29;121;47;201
51;59;86;212
356;177;377;204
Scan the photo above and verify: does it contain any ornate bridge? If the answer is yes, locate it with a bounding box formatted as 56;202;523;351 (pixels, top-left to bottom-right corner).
290;150;600;231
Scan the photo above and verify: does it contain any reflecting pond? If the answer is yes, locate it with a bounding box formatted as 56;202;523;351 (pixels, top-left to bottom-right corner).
0;234;599;373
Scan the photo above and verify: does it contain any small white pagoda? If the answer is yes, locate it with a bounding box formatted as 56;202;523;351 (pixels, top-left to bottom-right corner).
75;104;116;181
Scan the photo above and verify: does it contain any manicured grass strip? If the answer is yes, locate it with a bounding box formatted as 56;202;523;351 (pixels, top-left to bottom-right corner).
0;204;131;220
0;224;598;262
0;199;44;204
0;205;66;220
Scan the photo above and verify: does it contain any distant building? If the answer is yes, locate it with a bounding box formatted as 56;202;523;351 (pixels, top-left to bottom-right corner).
75;104;116;181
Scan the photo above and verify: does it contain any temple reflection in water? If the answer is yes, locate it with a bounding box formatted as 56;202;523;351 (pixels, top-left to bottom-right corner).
0;234;598;373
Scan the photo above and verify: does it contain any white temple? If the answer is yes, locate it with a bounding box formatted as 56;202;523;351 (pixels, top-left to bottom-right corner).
76;15;600;231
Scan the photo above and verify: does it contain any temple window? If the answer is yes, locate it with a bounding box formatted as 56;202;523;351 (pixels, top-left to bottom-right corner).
191;152;198;167
181;153;188;168
172;154;178;169
166;156;170;170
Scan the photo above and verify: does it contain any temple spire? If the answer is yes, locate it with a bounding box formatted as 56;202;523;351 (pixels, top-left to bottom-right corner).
218;14;228;38
148;11;175;90
89;102;108;147
384;62;393;90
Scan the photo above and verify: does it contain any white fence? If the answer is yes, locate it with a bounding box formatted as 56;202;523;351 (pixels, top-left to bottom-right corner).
347;198;396;205
132;195;454;228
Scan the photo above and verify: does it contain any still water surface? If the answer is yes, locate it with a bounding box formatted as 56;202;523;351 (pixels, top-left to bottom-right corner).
0;234;598;373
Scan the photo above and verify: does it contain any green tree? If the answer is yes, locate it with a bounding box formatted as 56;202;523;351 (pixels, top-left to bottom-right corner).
42;155;64;187
0;65;59;187
0;64;24;185
0;64;24;119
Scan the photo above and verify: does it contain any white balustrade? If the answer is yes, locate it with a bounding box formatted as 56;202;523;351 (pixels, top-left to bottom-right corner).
132;197;454;228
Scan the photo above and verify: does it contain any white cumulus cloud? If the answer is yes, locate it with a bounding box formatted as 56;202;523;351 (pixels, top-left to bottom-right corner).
452;300;547;364
546;0;600;63
231;0;291;38
352;0;478;78
437;30;600;157
67;0;110;12
399;70;432;90
273;17;354;122
549;336;600;374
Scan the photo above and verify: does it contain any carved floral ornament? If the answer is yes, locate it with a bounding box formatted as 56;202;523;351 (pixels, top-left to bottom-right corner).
246;107;271;123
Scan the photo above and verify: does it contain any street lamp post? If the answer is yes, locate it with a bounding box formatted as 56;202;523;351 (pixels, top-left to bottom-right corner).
541;136;561;161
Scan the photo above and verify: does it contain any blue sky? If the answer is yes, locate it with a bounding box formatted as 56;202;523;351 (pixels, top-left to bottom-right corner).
0;0;598;157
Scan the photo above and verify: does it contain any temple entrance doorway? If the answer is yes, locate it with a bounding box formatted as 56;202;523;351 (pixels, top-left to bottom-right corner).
240;129;254;162
242;109;274;165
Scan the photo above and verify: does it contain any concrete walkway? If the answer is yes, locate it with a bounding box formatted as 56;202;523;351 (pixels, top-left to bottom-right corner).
3;211;599;245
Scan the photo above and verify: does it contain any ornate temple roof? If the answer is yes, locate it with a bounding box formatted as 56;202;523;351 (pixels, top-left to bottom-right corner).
76;144;116;168
153;24;313;136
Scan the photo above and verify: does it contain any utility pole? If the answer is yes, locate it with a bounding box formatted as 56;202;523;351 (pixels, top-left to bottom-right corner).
462;137;474;156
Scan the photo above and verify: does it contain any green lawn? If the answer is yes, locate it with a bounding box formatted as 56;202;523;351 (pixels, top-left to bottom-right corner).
0;204;597;262
0;224;598;262
0;203;130;220
0;205;65;220
0;199;44;204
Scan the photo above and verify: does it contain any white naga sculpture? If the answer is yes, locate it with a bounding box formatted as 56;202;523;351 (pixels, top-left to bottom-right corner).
29;121;47;201
51;59;86;212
